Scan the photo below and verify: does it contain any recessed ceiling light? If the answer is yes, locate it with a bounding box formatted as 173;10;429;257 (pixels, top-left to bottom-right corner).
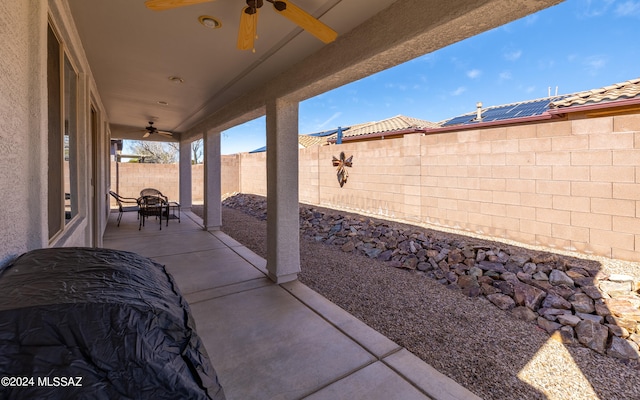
168;76;184;84
198;15;221;29
157;101;169;106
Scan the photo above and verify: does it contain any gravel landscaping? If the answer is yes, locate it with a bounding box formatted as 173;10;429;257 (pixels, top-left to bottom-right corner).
192;194;640;400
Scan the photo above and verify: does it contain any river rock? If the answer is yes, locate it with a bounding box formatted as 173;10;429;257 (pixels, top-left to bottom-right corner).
468;266;483;278
575;319;609;354
581;285;602;300
487;293;515;310
606;323;630;338
605;298;640;322
600;280;633;297
494;280;514;297
577;312;604;324
458;275;480;297
557;314;582;327
549;270;575;287
478;261;507;273
542;293;572;310
539;307;572;321
513;282;546;311
512;306;538;322
607;336;640;360
606;315;638;332
522;262;537;274
571;293;595;314
481;283;500;296
537;317;562;334
532;271;549;281
341;240;356;252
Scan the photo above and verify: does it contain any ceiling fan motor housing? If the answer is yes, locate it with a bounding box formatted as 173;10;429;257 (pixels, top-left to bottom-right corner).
246;0;264;9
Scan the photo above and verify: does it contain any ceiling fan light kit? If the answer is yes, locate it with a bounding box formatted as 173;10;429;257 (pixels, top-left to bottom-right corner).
198;15;222;29
144;0;338;51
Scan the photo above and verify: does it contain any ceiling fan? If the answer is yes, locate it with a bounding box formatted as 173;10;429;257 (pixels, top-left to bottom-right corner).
142;121;173;138
144;0;338;51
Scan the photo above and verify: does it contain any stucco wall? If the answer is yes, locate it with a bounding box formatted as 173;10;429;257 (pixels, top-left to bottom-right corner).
0;1;42;266
0;1;108;267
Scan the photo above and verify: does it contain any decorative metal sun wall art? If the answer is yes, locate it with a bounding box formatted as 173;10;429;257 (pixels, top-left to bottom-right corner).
332;152;353;187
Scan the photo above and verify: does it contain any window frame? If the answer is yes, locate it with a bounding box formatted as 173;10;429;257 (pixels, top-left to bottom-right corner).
47;19;79;241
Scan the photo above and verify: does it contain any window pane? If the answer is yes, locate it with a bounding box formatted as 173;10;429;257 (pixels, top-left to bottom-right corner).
64;55;77;223
47;25;62;238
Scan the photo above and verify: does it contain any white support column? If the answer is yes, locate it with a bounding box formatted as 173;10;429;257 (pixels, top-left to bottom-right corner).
203;129;222;231
179;139;193;211
266;98;300;284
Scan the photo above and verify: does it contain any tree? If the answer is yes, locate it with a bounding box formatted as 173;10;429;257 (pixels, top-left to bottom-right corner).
128;141;178;163
191;139;203;164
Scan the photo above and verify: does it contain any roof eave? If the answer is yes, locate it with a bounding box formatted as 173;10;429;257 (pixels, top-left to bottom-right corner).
548;97;640;115
328;127;429;143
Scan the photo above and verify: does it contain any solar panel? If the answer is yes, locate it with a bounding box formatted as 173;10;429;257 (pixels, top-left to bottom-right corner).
442;114;476;126
442;95;574;127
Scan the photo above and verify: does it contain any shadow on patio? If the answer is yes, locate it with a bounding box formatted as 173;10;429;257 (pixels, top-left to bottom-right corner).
102;209;480;400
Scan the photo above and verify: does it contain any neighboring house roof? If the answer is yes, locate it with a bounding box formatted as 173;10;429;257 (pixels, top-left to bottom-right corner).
249;128;348;153
298;134;330;148
333;115;439;142
550;77;640;109
249;115;438;152
441;77;640;129
250;76;640;153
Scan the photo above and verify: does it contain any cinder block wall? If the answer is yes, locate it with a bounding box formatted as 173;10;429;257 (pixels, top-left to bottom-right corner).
239;152;267;196
109;114;640;261
192;163;203;202
221;154;240;196
110;163;180;202
418;115;640;261
238;115;640;261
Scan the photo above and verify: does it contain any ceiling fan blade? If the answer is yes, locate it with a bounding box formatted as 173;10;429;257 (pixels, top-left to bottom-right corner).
157;130;174;137
272;0;337;44
143;132;151;138
144;0;214;11
237;7;258;51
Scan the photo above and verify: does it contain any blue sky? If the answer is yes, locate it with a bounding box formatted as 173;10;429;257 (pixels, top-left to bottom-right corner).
219;0;640;154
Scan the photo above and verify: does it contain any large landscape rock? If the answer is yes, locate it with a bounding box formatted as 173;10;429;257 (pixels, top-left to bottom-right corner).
575;319;609;354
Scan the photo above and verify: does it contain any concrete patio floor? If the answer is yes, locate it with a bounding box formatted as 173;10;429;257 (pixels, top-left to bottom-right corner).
103;210;481;400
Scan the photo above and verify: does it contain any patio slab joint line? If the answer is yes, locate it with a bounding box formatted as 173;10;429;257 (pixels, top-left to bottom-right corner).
299;359;380;399
379;354;439;400
187;279;273;303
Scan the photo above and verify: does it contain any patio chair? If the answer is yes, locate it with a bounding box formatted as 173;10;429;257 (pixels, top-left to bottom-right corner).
109;190;140;227
138;194;168;230
140;188;168;202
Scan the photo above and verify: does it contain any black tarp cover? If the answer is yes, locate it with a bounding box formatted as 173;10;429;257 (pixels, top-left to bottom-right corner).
0;247;225;400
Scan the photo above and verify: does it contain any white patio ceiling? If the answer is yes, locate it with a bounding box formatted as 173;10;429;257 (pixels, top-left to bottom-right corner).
67;0;562;142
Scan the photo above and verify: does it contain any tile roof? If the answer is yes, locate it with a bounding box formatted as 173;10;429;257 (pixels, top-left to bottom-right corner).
341;115;439;139
249;132;335;153
550;77;640;108
441;77;640;127
298;134;328;148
